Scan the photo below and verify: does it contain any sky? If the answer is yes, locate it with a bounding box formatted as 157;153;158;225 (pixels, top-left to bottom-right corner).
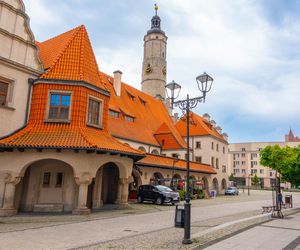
24;0;300;143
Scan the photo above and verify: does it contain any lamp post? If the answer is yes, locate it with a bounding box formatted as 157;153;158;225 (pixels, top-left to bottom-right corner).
166;72;213;244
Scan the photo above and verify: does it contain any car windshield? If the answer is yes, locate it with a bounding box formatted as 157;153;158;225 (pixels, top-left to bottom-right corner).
156;185;173;192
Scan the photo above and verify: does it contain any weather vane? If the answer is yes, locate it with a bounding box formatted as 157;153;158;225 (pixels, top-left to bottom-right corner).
154;4;158;15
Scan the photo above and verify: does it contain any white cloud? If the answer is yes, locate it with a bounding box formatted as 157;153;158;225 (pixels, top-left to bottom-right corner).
23;0;300;141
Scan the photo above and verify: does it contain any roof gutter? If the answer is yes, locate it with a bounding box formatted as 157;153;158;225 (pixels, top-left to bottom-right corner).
0;145;145;162
136;162;216;175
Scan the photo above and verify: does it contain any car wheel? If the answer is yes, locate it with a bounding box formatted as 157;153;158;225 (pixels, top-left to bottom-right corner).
137;196;143;203
156;197;163;205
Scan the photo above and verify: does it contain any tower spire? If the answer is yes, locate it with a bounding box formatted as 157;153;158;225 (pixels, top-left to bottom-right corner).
154;4;158;16
141;4;168;100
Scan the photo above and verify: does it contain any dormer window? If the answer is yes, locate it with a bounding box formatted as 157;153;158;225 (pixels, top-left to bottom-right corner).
138;97;146;106
47;92;71;121
109;109;119;118
125;115;134;122
87;96;103;128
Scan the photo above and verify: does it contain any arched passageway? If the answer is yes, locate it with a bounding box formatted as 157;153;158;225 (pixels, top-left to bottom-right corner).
212;178;219;194
101;163;120;204
151;172;165;185
128;168;142;199
202;177;209;191
221;179;227;190
17;159;76;213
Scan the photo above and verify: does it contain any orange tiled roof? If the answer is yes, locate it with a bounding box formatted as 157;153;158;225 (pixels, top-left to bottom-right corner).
0;26;144;158
0;124;143;156
137;154;216;174
175;112;227;142
102;72;187;149
38;25;107;91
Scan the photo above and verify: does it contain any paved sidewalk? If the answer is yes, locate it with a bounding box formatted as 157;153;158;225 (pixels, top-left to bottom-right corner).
204;212;300;250
0;199;277;250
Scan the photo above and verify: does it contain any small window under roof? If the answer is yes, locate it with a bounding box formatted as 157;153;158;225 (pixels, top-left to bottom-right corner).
126;90;135;100
138;96;146;106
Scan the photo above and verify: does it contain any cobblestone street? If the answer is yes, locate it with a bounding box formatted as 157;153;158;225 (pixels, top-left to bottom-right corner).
0;190;299;250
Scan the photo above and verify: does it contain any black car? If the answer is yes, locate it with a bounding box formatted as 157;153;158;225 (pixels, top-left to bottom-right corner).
137;185;180;205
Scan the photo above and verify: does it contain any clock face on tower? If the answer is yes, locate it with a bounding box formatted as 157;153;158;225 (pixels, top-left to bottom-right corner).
145;64;152;74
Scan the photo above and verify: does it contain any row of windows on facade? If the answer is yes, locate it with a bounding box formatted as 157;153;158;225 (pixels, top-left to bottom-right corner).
109;110;134;122
233;153;258;160
233;160;258;168
238;148;263;152
50;93;135;124
233;168;275;177
196;141;226;154
0;80;135;125
47;93;103;127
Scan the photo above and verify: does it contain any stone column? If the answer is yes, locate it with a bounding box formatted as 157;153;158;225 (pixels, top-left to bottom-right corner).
0;173;21;217
72;173;92;215
93;168;103;209
117;176;134;208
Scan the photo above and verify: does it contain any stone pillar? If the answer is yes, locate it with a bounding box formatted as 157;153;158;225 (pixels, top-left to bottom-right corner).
0;173;21;217
72;173;93;215
117;176;134;208
92;168;103;209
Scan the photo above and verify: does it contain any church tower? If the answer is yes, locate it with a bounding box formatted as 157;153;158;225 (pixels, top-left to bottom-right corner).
141;4;167;100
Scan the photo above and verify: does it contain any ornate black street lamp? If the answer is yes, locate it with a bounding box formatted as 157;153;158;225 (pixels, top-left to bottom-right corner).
166;72;213;244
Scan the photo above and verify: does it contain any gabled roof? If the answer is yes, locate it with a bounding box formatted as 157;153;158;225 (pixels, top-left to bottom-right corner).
38;25;107;91
154;123;185;150
175;112;227;142
102;72;186;149
137;154;216;174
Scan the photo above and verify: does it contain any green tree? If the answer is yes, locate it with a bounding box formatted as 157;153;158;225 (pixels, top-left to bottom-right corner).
260;145;299;186
251;174;260;188
229;173;235;182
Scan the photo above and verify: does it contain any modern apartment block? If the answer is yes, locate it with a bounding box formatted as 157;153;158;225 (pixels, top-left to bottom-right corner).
228;129;300;188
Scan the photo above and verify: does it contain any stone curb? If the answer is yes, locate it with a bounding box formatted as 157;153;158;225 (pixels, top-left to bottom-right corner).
186;207;300;250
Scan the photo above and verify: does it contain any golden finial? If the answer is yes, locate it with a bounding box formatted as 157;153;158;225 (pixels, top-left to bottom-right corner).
154;4;158;15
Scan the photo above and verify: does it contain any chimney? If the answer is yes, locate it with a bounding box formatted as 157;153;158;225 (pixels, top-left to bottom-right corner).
113;70;122;96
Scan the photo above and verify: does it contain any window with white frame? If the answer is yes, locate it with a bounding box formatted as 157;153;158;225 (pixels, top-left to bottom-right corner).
0;77;14;108
87;96;103;127
0;81;9;106
48;92;71;120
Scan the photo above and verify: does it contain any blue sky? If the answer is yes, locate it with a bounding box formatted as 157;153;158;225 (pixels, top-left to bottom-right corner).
24;0;300;143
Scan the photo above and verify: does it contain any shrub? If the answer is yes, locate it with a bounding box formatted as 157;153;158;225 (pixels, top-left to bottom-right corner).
179;190;186;200
195;188;205;199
